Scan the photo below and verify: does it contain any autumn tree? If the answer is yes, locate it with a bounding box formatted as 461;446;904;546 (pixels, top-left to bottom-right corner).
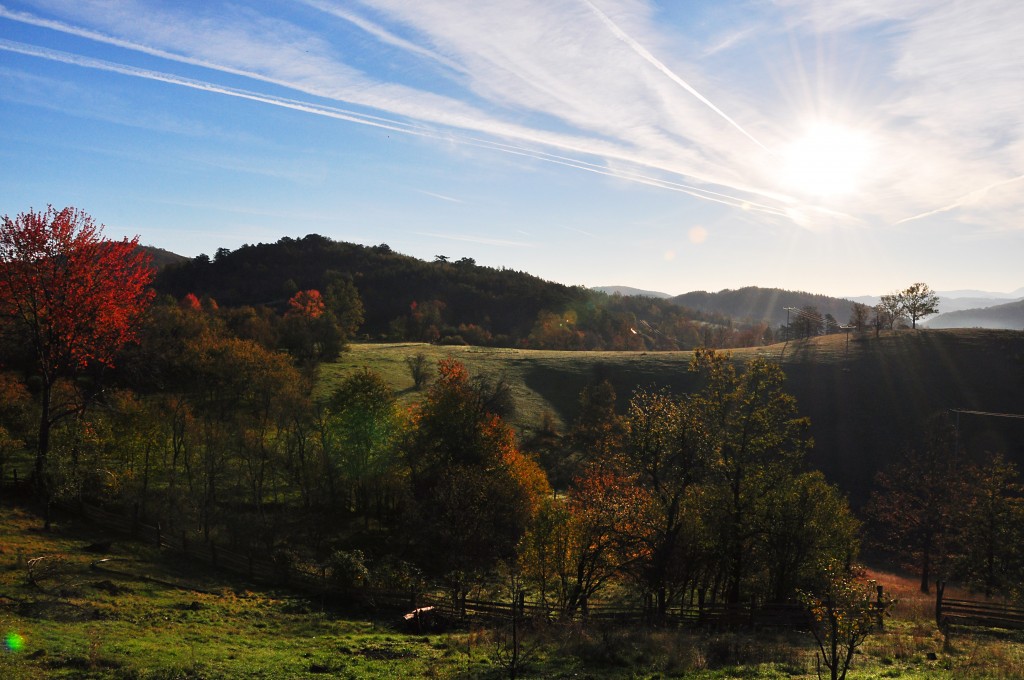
955;453;1024;597
688;348;815;604
0;206;154;496
558;468;649;616
800;561;893;680
866;425;965;593
899;282;939;329
0;372;32;481
280;289;343;362
619;387;710;619
402;359;547;599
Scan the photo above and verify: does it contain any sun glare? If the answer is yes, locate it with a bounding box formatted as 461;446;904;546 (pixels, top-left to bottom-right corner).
780;122;872;199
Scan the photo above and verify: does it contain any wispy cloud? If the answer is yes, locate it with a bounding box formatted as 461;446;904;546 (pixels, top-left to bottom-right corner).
896;174;1024;225
416;190;465;204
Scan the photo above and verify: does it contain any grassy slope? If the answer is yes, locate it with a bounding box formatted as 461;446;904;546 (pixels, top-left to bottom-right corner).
3;503;1024;679
321;329;1024;504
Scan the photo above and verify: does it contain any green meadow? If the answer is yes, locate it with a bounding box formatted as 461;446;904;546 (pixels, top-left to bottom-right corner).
4;503;1024;679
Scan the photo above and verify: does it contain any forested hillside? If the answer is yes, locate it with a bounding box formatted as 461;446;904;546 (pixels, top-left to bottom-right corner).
155;234;754;350
671;286;856;327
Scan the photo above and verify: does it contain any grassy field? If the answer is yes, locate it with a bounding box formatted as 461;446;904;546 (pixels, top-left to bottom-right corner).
321;330;1024;504
4;502;1024;678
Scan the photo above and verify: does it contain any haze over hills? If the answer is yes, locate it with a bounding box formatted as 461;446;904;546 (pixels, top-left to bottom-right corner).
849;289;1024;315
926;299;1024;330
599;284;1024;330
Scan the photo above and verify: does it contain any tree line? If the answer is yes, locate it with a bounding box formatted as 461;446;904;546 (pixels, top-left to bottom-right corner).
783;283;940;340
155;233;777;351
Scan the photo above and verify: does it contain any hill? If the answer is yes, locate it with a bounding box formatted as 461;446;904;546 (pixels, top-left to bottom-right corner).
592;285;672;298
323;329;1024;506
926;299;1024;330
153;234;730;350
670;286;857;328
141;245;188;271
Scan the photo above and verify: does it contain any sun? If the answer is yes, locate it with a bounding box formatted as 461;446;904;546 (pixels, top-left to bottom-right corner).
780;122;872;199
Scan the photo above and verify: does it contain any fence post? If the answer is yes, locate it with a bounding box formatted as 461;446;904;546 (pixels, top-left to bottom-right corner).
935;581;945;628
155;522;162;550
876;585;885;630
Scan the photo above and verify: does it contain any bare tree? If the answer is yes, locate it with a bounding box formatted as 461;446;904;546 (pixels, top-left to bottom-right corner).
878;294;905;330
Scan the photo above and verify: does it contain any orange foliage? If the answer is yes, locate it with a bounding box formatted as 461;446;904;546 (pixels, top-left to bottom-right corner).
180;293;201;310
0;205;155;370
286;289;325;319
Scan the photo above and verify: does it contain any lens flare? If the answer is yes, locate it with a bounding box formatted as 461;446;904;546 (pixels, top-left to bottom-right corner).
4;631;25;652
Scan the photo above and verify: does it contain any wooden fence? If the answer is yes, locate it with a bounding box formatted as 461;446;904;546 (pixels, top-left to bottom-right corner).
936;581;1024;635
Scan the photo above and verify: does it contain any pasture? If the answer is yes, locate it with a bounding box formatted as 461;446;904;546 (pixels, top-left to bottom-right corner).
3;503;1024;678
320;330;1024;504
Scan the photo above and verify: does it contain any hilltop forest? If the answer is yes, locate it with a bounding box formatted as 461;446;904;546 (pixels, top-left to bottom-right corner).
154;234;778;350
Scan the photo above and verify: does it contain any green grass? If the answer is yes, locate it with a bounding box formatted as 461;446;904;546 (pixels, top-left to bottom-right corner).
5;503;1024;679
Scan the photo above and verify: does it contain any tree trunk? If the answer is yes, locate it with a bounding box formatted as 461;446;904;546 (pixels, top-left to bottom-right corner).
920;549;931;594
36;377;53;530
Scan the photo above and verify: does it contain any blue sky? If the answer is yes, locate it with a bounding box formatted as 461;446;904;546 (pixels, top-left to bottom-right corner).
1;0;1022;297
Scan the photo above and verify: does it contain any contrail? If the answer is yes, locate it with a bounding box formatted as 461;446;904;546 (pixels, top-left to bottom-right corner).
896;173;1024;224
461;135;789;215
0;7;767;195
2;38;793;218
0;39;435;136
2;5;802;211
295;0;466;75
580;0;769;152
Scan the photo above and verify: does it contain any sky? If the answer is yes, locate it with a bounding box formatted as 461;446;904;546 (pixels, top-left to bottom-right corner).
1;1;1022;298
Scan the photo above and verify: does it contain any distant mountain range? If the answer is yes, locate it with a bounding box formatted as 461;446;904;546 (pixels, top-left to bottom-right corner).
597;285;1024;330
926;299;1024;330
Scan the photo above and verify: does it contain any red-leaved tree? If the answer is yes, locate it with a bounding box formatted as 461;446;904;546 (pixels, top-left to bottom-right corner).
0;206;154;488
